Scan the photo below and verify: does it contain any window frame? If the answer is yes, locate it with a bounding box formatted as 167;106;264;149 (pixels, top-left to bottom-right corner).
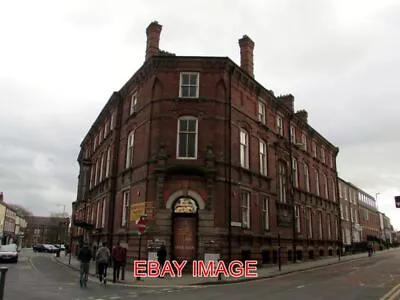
240;129;249;169
292;158;298;187
259;139;267;175
125;130;135;168
130;93;137;115
176;116;198;160
258;101;266;124
262;196;270;231
179;72;200;98
304;163;310;192
240;190;250;229
121;190;130;227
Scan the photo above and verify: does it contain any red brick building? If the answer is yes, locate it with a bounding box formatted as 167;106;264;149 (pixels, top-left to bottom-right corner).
71;21;341;265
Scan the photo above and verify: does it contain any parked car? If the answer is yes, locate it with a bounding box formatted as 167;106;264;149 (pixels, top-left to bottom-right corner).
0;244;18;263
43;244;59;253
53;244;66;251
33;244;46;252
33;244;59;253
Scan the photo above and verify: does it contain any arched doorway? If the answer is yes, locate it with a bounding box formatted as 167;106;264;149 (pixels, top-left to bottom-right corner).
172;197;198;263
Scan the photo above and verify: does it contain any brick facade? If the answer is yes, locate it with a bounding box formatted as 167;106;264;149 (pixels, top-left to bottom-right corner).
71;21;342;265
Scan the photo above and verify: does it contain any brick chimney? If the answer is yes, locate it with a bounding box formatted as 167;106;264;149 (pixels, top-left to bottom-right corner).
295;109;308;123
0;192;3;202
277;94;295;112
239;35;255;77
145;21;162;61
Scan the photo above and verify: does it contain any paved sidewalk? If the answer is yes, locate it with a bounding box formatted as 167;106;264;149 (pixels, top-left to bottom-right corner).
54;249;398;287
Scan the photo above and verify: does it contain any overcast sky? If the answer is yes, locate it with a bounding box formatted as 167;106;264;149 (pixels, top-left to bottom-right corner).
1;0;399;228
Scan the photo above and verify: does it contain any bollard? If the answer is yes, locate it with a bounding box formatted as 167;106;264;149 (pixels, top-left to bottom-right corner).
0;267;8;300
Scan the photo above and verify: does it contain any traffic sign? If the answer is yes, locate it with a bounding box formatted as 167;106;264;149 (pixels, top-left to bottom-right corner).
136;216;148;234
395;196;400;208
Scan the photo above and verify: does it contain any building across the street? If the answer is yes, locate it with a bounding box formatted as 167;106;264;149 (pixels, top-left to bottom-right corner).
338;179;362;251
71;21;343;265
0;192;28;246
24;216;70;247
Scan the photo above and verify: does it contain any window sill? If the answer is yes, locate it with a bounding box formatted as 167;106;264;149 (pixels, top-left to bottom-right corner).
176;156;198;160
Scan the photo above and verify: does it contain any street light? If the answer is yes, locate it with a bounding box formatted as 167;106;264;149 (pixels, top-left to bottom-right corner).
56;204;67;257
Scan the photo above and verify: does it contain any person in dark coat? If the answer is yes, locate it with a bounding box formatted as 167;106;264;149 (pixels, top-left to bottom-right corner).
157;244;167;278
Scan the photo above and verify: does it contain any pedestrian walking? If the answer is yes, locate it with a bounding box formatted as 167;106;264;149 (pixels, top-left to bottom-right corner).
77;241;92;288
111;242;125;283
96;242;110;284
157;243;167;278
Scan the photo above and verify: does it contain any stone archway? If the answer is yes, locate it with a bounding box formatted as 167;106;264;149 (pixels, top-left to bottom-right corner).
170;195;200;263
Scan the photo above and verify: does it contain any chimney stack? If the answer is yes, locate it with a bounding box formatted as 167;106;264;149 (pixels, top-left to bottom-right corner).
239;35;255;77
145;21;162;61
295;110;308;123
0;192;3;202
278;94;295;112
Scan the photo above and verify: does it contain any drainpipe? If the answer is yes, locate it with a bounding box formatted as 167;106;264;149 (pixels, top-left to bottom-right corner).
288;113;296;263
334;155;342;260
227;65;234;263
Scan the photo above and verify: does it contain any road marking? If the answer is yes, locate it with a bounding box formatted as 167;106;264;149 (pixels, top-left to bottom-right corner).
388;285;400;300
379;282;400;300
109;297;122;299
297;285;305;288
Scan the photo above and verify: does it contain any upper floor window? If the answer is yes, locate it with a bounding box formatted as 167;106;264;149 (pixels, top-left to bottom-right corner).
240;129;249;168
241;190;250;229
104;121;109;138
330;154;334;168
301;132;307;151
321;147;326;163
179;72;199;98
110;112;115;130
312;140;317;157
258;101;266;124
93;136;97;151
304;163;310;192
290;125;296;143
315;169;320;196
278;162;287;203
125;131;135;168
259;140;267;176
331;178;336;201
177;117;198;159
130;93;137;115
105;147;111;178
292;158;298;188
276;114;283;135
323;174;328;199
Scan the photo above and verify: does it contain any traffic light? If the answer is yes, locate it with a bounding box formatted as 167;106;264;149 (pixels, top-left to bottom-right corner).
395;196;400;208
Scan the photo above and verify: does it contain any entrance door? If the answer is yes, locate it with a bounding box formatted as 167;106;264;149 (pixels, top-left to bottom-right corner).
172;197;198;263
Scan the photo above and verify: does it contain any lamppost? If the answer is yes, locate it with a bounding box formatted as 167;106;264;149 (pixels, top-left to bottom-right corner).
56;204;66;257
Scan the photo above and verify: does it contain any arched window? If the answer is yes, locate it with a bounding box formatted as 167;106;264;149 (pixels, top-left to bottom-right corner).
125;130;135;168
176;116;198;159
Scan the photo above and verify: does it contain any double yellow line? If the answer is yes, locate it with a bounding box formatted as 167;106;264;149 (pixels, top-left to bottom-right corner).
381;283;400;300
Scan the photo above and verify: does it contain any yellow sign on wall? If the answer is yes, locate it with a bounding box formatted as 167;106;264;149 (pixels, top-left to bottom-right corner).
130;202;154;222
